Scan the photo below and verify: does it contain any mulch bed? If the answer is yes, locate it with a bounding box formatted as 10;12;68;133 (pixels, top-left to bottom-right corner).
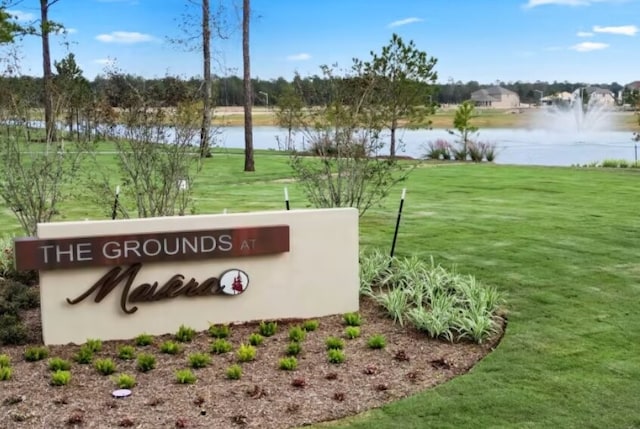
0;297;505;429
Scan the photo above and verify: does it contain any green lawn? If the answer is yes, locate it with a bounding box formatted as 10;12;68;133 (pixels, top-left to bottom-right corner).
2;153;640;428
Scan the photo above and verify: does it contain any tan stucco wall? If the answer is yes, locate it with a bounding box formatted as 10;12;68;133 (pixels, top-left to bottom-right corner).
37;208;359;345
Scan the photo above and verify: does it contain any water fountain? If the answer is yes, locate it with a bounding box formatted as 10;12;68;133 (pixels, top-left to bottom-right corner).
533;87;615;133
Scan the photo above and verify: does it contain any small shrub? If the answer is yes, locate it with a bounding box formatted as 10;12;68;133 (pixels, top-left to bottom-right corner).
175;324;196;342
248;333;264;346
94;358;116;375
226;364;242;380
135;333;153;346
327;349;346;364
302;320;319;332
117;345;136;360
136;353;156;372
278;356;298;371
325;336;345;350
285;342;302;356
210;338;233;354
48;357;72;371
236;344;256;362
0;366;12;381
50;370;71;386
0;354;10;367
85;338;102;353
344;326;361;339
187;353;211;369
159;341;181;355
114;373;136;389
175;369;197;384
0;315;28;345
343;312;361;326
367;334;387;349
288;326;306;342
258;321;277;337
208;324;230;338
24;346;49;362
74;345;94;364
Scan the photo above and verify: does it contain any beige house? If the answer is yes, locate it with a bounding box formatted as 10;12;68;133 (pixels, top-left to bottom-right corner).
470;86;520;108
585;87;616;107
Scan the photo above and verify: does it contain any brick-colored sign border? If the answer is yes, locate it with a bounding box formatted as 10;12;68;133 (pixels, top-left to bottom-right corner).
14;225;289;271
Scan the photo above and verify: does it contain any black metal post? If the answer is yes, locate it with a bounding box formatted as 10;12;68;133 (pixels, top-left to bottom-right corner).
390;188;406;258
285;187;290;211
111;186;120;220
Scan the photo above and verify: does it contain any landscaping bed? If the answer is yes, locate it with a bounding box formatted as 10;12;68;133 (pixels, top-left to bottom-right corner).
0;294;504;429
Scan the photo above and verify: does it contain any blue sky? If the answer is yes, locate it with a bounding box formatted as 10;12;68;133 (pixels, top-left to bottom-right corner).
4;0;640;84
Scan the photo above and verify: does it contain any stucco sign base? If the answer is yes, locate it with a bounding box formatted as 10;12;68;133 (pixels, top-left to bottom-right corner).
29;208;359;345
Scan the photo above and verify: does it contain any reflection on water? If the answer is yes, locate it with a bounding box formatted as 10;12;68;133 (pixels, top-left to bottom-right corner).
217;127;636;167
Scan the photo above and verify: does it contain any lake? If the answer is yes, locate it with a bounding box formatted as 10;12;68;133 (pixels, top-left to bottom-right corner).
216;126;637;167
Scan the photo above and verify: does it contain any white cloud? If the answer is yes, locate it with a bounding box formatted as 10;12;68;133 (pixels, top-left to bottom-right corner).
570;41;609;51
524;0;622;7
6;9;35;21
286;53;311;61
95;31;155;44
577;31;594;37
388;17;423;28
593;25;638;36
54;27;78;35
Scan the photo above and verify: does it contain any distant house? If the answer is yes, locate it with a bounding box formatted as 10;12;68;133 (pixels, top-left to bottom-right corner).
584;86;616;107
470;86;520;108
626;81;640;90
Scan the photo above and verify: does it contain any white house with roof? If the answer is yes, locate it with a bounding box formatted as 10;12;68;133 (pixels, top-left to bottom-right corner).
470;86;520;108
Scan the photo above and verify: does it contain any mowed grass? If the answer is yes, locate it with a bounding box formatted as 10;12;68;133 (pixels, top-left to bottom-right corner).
1;151;640;428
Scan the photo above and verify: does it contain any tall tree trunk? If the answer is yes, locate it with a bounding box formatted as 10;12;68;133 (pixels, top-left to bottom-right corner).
242;0;254;171
199;0;212;158
389;119;397;158
40;0;56;143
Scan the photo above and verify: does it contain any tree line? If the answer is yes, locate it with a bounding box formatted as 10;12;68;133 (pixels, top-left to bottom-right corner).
0;70;634;110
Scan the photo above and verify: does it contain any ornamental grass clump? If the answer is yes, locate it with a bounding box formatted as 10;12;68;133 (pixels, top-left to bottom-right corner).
226;364;242;380
117;345;136;360
48;357;71;371
248;333;264;346
136;353;156;372
278;356;298;371
208;324;231;338
0;354;11;367
175;369;197;384
343;312;362;327
327;349;346;364
288;326;306;342
325;336;345;350
367;334;387;349
187;353;211;369
160;341;181;355
175;325;196;342
360;251;505;344
85;338;102;353
0;366;12;381
114;373;136;389
94;358;116;376
210;339;233;354
258;321;277;337
24;346;49;362
236;344;256;362
344;326;361;339
51;370;71;386
135;333;153;346
74;345;94;364
285;342;302;356
302;320;319;331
